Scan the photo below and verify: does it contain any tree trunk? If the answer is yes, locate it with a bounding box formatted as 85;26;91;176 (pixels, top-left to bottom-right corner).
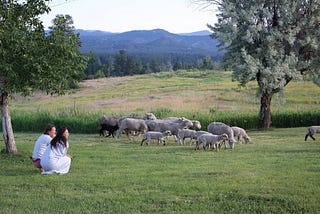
1;92;17;154
259;92;272;129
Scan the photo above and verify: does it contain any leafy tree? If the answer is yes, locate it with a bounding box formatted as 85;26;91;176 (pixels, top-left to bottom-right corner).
195;0;320;128
0;1;87;153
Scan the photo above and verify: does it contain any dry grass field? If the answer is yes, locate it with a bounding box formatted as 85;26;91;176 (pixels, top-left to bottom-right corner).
10;70;320;117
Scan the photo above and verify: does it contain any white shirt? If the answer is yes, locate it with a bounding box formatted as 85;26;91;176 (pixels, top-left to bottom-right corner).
32;134;52;159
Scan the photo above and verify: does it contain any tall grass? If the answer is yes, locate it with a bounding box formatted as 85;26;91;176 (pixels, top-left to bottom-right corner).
9;107;320;133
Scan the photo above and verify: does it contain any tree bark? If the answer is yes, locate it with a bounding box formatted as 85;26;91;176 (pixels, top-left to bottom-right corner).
259;92;272;129
1;92;17;154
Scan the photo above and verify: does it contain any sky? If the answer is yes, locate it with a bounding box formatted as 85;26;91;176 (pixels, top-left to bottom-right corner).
40;0;217;34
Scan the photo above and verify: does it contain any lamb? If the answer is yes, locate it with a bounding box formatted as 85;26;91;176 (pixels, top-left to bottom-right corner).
146;117;193;144
99;116;119;137
231;126;251;144
141;130;172;146
194;131;211;150
305;126;320;141
177;129;197;145
197;133;229;151
116;118;148;140
207;122;237;149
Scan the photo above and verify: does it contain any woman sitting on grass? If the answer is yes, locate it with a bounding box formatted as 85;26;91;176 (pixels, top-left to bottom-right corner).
31;124;56;171
40;127;72;175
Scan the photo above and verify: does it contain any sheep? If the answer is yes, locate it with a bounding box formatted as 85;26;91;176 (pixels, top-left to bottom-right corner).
207;122;237;149
194;131;211;150
231;126;251;144
305;126;320;141
141;130;172;146
146;118;193;144
116;118;148;140
197;133;229;151
99;116;119;137
177;129;197;145
162;117;201;129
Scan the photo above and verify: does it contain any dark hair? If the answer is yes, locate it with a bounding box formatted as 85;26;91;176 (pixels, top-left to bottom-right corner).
44;124;55;135
50;127;68;148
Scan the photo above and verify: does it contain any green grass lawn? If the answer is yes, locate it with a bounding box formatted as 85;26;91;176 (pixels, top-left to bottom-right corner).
1;127;319;213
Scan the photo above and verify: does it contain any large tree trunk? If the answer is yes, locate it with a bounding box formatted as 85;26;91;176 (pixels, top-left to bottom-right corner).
259;92;272;129
1;92;17;154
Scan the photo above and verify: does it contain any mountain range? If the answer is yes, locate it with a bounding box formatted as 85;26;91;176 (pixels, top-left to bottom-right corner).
76;29;223;57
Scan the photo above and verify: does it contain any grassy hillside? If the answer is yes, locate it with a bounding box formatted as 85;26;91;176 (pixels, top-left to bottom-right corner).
9;70;320;132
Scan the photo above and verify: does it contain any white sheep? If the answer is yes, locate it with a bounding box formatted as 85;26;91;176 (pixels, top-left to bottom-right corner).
197;133;229;151
141;130;172;146
162;117;201;129
305;126;320;141
207;122;237;149
177;129;197;145
231;126;251;144
146;118;193;144
116;118;148;140
194;131;211;150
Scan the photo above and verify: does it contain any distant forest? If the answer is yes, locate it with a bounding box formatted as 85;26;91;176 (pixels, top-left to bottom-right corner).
84;50;223;79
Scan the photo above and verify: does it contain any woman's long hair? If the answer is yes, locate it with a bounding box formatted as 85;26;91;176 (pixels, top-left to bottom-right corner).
50;127;68;148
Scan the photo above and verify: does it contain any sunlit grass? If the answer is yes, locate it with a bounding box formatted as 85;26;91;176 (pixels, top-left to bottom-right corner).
0;128;319;213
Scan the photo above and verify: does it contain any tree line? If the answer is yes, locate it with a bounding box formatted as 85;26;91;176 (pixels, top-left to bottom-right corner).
84;50;222;78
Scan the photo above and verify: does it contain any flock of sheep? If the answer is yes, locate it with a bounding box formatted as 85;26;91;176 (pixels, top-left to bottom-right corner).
99;113;252;151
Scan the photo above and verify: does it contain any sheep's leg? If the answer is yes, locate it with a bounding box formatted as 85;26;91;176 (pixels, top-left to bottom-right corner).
189;138;193;146
305;134;309;141
115;129;122;139
310;134;316;141
194;141;199;150
141;137;147;146
238;136;242;144
174;135;180;145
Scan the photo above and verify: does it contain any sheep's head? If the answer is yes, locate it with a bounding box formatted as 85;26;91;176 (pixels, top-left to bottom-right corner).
144;112;157;120
222;133;229;140
244;136;251;144
164;130;172;136
192;120;201;129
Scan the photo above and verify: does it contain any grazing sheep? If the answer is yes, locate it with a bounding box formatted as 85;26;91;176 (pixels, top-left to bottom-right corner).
141;130;172;146
207;122;237;149
232;126;251;144
194;131;211;150
198;133;229;151
99;116;119;138
305;126;320;141
146;118;193;144
178;129;197;145
99;123;119;138
116;118;148;140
